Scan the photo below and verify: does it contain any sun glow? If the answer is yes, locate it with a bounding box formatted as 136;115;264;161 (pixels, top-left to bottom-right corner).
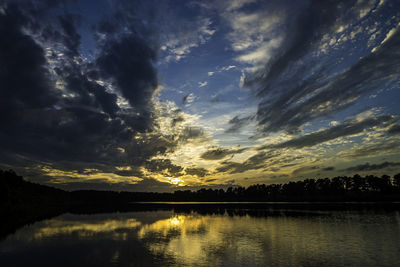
169;177;184;185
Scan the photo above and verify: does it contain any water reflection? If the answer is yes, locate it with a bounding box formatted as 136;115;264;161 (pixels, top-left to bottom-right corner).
138;214;269;266
25;217;141;241
1;208;400;266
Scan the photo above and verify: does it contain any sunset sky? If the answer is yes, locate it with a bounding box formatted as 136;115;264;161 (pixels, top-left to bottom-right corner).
1;0;400;191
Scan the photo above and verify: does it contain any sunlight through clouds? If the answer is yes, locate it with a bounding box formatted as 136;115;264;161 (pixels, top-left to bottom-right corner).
1;0;400;190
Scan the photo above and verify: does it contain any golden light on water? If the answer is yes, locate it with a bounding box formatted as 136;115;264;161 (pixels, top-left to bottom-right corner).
8;211;400;266
23;218;142;240
169;216;185;226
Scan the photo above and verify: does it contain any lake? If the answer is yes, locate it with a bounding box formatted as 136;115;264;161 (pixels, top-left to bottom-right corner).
1;204;400;266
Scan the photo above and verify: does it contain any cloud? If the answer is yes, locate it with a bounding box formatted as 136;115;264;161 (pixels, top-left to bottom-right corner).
220;65;236;71
198;81;208;87
182;93;196;105
225;115;254;133
387;124;400;135
341;139;400;159
185;167;208;177
96;36;157;100
2;0;399;190
245;0;353;86
161;16;215;61
0;3;57;111
216;151;279;174
343;162;400;172
219;0;287;71
58;14;81;56
236;40;281;67
179;127;206;142
171;110;185;127
0;1;209;190
261;114;394;150
372;23;399;52
145;159;184;177
292;165;319;176
235;1;400;135
200;147;247;160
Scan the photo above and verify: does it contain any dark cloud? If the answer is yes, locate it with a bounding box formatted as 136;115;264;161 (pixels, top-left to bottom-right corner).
387;124;400;135
263;155;304;172
0;1;205;190
245;0;349;89
0;4;57;112
225;115;254;134
113;167;143;178
244;0;400;135
179;127;206;142
182;94;191;105
343;162;400;172
200;147;247;160
145;159;184;177
56;63;120;117
96;34;158;130
216;151;278;174
171;109;185;127
292;166;319;176
216;152;305;174
342;139;400;159
185;167;208;177
260;115;394;150
322;167;335;171
0;3;60;161
58;14;81;56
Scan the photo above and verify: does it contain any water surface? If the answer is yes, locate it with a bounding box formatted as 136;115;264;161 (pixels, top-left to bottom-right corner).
1;206;400;266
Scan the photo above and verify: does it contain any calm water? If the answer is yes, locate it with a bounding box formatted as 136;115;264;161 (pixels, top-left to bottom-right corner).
1;206;400;266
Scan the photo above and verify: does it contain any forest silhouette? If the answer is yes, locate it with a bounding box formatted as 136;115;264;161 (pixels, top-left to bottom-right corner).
2;169;400;205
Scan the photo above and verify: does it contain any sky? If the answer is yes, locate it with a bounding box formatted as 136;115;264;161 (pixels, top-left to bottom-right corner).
1;0;400;192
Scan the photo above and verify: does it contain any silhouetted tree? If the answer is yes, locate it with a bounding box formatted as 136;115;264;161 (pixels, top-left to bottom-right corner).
394;173;400;188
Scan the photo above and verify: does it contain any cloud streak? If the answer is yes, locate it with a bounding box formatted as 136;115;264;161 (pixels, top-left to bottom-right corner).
261;114;394;150
344;162;400;172
200;147;247;160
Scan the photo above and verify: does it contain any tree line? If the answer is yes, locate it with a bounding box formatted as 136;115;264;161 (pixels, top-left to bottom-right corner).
172;174;400;201
1;169;400;205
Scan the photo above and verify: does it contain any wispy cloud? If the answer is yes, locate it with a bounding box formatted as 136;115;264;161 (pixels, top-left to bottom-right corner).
162;17;216;62
200;147;248;160
220;65;236;71
182;93;196;106
198;81;208;87
343;161;400;172
240;1;400;136
260;114;394;150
